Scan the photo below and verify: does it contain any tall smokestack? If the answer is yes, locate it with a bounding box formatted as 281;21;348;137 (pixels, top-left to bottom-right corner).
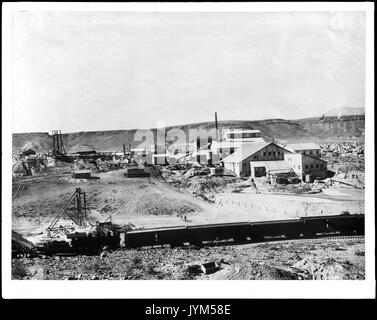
215;112;219;141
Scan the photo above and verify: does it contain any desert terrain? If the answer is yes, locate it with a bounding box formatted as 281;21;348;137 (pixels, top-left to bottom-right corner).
11;112;366;280
12;157;365;280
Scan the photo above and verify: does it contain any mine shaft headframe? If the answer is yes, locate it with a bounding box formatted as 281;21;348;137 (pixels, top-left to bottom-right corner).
46;187;88;237
73;187;88;226
52;130;66;156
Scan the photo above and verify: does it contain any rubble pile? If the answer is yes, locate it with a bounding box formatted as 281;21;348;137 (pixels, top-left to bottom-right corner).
12;237;365;280
270;183;314;194
12;231;35;255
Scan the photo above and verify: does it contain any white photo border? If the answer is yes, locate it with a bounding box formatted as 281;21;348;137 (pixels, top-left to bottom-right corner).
2;2;375;299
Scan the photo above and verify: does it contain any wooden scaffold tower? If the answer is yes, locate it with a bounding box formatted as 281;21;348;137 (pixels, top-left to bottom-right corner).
46;188;88;237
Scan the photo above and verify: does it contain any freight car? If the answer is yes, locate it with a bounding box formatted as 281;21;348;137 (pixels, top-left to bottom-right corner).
122;214;364;248
41;213;363;255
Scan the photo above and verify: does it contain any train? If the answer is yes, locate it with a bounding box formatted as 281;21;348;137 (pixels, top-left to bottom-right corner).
122;213;364;248
15;213;363;257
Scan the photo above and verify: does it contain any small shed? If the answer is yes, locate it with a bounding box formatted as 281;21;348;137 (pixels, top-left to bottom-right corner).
124;167;150;178
72;170;91;179
201;261;220;274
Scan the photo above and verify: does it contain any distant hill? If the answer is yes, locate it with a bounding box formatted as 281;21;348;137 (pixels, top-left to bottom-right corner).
323;107;365;118
12;115;365;153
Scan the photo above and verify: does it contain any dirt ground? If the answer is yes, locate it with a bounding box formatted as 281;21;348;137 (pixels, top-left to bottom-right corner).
12;237;365;280
12;169;365;234
11;167;365;281
12;169;206;234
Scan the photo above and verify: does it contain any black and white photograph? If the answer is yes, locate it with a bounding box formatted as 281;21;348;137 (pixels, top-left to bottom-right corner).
2;2;375;299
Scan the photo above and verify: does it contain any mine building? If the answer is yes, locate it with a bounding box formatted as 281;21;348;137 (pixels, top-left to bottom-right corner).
222;142;291;177
222;129;265;142
285;143;322;158
210;129;266;161
222;141;328;182
284;152;327;182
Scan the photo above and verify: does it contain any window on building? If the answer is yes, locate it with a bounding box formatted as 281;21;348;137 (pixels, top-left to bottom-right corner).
305;165;309;169
320;164;324;169
242;132;252;139
268;152;271;156
253;155;258;161
273;152;276;156
263;152;267;156
277;151;281;155
310;151;313;155
230;147;235;154
315;164;319;168
310;164;313;169
242;132;261;139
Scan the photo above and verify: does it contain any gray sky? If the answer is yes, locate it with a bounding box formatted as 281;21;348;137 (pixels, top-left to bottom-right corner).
12;11;365;133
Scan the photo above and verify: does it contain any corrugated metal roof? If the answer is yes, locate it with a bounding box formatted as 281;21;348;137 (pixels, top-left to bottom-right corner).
286;143;320;151
222;142;270;163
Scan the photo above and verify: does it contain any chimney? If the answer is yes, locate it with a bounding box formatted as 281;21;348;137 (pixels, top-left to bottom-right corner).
215;112;219;142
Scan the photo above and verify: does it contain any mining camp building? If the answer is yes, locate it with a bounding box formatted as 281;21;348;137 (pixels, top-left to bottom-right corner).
285;143;321;158
222;142;292;177
222;141;328;182
284;153;327;182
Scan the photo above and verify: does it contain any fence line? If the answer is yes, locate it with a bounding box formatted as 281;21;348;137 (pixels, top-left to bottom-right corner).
213;195;360;219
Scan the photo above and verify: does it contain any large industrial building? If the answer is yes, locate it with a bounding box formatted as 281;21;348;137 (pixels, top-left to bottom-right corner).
211;129;266;160
222;142;291;177
222;140;328;182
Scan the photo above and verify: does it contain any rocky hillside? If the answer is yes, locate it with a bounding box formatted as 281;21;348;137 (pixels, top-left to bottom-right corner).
298;115;365;140
12;115;365;153
324;107;365;117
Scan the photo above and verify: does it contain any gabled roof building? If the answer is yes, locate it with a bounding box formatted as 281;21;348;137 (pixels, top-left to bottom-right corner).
222;141;328;182
222;142;291;177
